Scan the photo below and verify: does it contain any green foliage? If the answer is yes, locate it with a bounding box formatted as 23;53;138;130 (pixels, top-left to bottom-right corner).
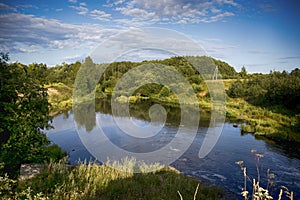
46;83;73;114
0;53;63;178
95;56;237;99
228;70;300;110
227;78;246;98
226;97;300;142
0;55;53;176
46;144;67;162
239;66;248;78
213;58;238;79
134;83;162;97
74;57;98;98
47;62;81;86
159;86;170;98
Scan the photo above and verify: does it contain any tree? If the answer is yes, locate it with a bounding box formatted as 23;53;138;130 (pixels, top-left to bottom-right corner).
227;78;246;98
74;57;98;98
240;66;248;78
0;53;51;177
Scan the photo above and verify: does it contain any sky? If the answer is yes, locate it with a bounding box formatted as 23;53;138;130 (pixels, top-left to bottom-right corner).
0;0;299;73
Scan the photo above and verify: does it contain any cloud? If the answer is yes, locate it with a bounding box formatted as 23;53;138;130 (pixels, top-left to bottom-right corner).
67;0;239;26
278;56;300;60
216;0;239;7
90;28;207;63
259;3;277;13
16;48;38;53
200;11;234;23
68;0;77;3
63;54;83;62
111;0;239;25
69;4;88;15
56;8;63;12
204;38;222;42
247;49;270;54
105;0;126;7
0;3;17;12
0;13;119;54
90;9;111;21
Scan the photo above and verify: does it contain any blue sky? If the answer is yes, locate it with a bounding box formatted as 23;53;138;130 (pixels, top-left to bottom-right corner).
0;0;299;73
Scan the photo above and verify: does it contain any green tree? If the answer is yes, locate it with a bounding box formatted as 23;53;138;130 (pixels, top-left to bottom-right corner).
227;78;246;98
0;53;51;177
74;57;98;98
240;66;247;78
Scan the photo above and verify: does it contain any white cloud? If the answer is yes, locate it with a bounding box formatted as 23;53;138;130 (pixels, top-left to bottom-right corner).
211;7;221;13
216;0;239;7
205;11;234;22
63;54;83;62
90;9;111;21
17;48;37;53
111;0;239;26
69;4;88;15
56;8;63;12
114;0;126;5
68;0;77;3
0;13;119;54
90;28;207;63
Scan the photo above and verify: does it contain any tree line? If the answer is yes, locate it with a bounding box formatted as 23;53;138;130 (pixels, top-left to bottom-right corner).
228;69;300;111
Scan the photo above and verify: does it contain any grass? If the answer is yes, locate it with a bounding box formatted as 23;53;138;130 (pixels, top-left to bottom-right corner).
1;157;225;200
226;97;300;143
45;83;73;116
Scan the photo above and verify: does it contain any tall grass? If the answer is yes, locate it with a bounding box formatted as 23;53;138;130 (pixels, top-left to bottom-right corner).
1;157;224;200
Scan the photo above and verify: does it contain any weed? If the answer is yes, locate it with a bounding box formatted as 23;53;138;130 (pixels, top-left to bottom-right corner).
236;150;294;200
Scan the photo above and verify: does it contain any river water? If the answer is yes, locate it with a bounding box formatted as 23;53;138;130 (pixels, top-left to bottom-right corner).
46;100;300;199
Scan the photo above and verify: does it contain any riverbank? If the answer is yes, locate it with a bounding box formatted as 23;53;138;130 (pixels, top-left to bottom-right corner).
226;97;300;143
1;158;224;199
46;83;73;116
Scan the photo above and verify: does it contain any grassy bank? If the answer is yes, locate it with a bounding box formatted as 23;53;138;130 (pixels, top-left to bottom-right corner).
226;97;300;142
1;158;224;200
46;83;73;116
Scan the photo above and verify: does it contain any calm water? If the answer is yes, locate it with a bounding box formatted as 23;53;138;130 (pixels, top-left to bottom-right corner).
46;100;300;199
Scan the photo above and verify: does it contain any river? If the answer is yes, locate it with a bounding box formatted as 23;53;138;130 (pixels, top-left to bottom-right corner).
46;100;300;199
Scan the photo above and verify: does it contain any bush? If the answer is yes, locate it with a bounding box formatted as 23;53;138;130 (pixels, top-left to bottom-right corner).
46;144;66;162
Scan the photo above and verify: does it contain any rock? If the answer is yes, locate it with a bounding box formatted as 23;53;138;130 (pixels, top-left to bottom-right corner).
19;164;45;181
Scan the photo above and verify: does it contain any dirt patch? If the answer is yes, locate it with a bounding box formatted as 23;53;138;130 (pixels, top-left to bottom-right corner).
47;87;60;95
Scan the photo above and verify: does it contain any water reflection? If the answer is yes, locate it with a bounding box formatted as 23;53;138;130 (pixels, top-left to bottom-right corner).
73;100;96;132
73;98;213;132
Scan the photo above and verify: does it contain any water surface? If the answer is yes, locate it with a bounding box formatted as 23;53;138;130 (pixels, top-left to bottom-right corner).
47;100;300;199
